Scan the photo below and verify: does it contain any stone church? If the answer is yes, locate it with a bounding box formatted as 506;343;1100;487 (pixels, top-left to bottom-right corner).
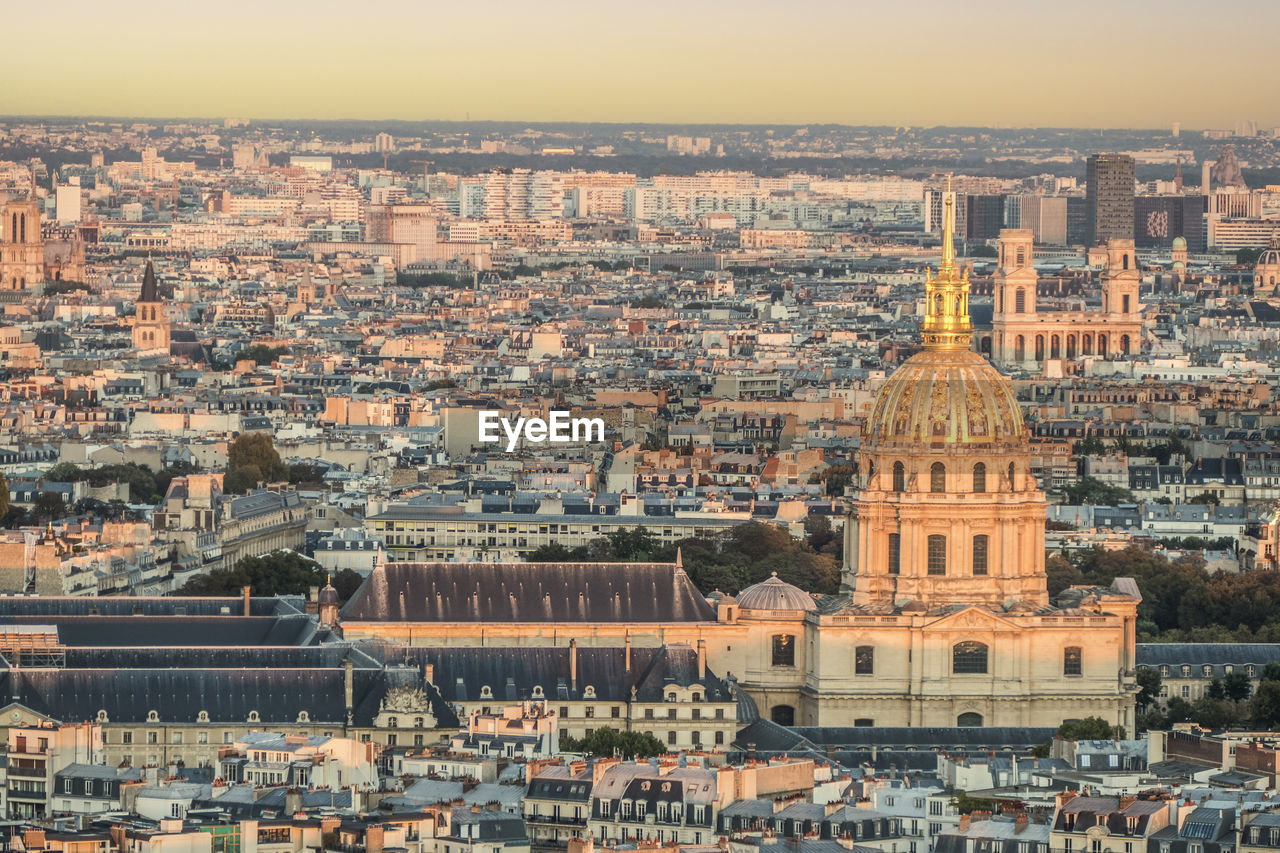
339;192;1141;732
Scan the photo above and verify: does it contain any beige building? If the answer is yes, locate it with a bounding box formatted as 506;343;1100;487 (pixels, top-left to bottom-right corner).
985;230;1144;366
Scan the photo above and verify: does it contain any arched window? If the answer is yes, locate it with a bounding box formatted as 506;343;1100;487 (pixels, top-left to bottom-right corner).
771;705;795;726
953;641;988;674
771;634;795;667
957;712;984;727
927;534;947;575
855;646;874;675
1064;647;1082;676
972;534;989;576
1014;288;1025;313
972;463;986;493
930;462;946;493
1122;253;1129;270
887;533;900;575
892;461;905;492
1008;462;1015;489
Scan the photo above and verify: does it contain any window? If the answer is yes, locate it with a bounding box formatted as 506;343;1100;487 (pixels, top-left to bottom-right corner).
771;705;795;726
1014;288;1025;313
972;534;988;575
927;534;946;575
667;731;677;745
1064;647;1082;676
957;712;983;727
772;634;795;667
893;461;906;492
930;462;946;493
953;641;988;674
122;732;133;745
1008;462;1015;488
888;533;901;575
972;463;986;493
855;646;874;675
714;731;724;745
854;718;874;727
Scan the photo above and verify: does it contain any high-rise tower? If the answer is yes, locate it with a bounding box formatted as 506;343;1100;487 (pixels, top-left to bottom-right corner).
1085;153;1135;246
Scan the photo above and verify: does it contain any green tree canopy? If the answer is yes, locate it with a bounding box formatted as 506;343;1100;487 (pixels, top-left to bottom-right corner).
1056;716;1120;740
558;727;666;758
175;551;363;600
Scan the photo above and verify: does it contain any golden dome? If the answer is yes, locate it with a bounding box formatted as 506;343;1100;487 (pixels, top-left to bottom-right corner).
863;177;1027;449
866;346;1027;448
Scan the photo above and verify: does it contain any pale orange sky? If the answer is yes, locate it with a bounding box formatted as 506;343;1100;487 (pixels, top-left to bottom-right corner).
4;0;1277;127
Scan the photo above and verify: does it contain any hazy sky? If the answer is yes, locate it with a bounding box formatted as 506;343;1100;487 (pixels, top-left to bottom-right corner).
5;0;1277;128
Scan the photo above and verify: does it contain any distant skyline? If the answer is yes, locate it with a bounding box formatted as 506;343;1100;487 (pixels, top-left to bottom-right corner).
6;0;1279;128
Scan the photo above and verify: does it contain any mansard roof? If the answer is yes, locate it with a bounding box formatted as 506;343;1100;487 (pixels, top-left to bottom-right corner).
341;561;716;623
392;643;735;704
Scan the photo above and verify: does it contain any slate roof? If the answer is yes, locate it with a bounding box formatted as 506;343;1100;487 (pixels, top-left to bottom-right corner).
0;615;316;647
0;665;392;726
1137;644;1280;669
0;596;302;617
341;562;716;623
396;644;735;703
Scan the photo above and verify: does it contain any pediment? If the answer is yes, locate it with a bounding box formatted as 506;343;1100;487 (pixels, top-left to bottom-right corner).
0;702;58;726
924;605;1018;632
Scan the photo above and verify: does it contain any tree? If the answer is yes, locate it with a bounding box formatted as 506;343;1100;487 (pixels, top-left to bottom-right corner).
1074;435;1106;456
558;727;666;758
952;793;996;815
1188;491;1220;506
225;433;285;492
1254;679;1280;728
1045;554;1082;597
804;515;835;553
1056;716;1119;740
176;550;327;597
1063;477;1135;505
33;492;67;522
1135;666;1162;711
243;344;289;365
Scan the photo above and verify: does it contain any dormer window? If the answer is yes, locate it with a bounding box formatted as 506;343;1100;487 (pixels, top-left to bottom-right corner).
147;710;159;722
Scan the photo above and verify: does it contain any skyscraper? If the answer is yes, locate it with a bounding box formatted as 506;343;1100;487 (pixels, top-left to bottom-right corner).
1085;153;1135;247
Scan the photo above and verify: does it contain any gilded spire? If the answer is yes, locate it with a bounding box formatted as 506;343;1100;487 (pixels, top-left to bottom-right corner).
922;175;972;351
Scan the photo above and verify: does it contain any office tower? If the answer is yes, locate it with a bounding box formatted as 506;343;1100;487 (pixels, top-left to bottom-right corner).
1085;154;1135;246
1172;122;1180;138
964;195;1005;241
1134;195;1205;252
1013;195;1068;245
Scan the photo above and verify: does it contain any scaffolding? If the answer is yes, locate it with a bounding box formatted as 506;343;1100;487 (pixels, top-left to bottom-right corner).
0;625;67;668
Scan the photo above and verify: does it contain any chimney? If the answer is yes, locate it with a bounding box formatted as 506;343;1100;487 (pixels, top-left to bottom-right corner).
570;639;578;692
625;632;632;676
697;639;707;681
343;659;354;719
958;815;971;833
425;663;435;685
242;585;251;616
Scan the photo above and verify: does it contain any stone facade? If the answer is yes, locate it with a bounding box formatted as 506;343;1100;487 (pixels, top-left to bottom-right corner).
986;231;1144;367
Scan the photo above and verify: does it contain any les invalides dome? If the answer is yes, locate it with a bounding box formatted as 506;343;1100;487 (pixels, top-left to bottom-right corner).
844;185;1049;610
